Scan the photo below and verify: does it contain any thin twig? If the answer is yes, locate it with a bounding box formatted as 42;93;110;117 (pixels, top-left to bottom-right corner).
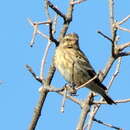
117;26;130;33
44;0;51;20
94;118;123;130
58;0;74;41
39;85;65;93
48;21;58;45
70;0;87;5
47;1;66;20
118;42;130;51
60;87;67;113
76;75;98;90
107;57;122;90
119;51;130;57
118;15;130;25
37;30;49;40
40;40;52;80
57;91;82;106
52;15;58;34
28;18;50;42
108;0;115;36
93;98;130;104
97;30;112;42
25;64;42;83
28;19;38;47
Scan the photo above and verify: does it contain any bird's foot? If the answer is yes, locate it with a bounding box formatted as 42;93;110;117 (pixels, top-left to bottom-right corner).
65;83;78;96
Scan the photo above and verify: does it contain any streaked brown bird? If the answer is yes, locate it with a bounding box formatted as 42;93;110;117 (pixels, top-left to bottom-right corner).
54;33;115;104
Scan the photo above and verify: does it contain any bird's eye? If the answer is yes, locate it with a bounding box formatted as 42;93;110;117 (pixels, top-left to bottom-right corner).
65;38;70;41
68;46;72;48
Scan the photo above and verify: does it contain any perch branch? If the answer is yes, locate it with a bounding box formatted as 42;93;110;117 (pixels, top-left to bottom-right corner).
76;75;98;90
94;118;123;130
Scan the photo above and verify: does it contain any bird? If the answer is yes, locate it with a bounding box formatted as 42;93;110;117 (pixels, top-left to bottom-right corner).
54;33;115;104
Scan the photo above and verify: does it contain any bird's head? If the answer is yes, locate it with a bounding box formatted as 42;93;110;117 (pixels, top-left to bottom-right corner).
60;33;79;49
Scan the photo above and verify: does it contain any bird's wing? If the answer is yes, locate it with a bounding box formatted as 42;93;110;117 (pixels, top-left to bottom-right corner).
76;49;107;90
76;49;96;75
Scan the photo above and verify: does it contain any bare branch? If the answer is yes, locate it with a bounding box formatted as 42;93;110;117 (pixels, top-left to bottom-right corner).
59;92;82;106
28;18;50;45
94;118;123;130
107;57;122;90
39;85;65;93
25;64;42;83
108;0;115;36
118;15;130;25
48;21;59;45
76;75;98;90
70;0;87;5
47;1;66;20
118;42;130;51
119;51;130;57
99;56;115;81
28;19;38;47
117;26;130;33
44;0;51;20
40;40;52;80
60;88;67;113
37;30;49;40
28;88;48;130
58;0;74;41
97;30;112;42
76;93;94;130
113;15;130;33
93;98;130;104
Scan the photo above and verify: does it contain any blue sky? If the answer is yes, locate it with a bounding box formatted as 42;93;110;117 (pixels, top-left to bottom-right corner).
0;0;130;130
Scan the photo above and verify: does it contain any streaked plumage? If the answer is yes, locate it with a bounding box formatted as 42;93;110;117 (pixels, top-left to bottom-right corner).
54;33;115;104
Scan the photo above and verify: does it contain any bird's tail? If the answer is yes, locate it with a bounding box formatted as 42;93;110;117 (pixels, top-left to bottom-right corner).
102;93;116;105
89;82;116;105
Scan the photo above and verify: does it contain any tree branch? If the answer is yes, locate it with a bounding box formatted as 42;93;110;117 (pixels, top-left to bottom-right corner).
93;98;130;104
76;93;94;130
70;0;87;5
97;30;112;42
28;88;48;130
94;118;123;130
47;1;66;20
